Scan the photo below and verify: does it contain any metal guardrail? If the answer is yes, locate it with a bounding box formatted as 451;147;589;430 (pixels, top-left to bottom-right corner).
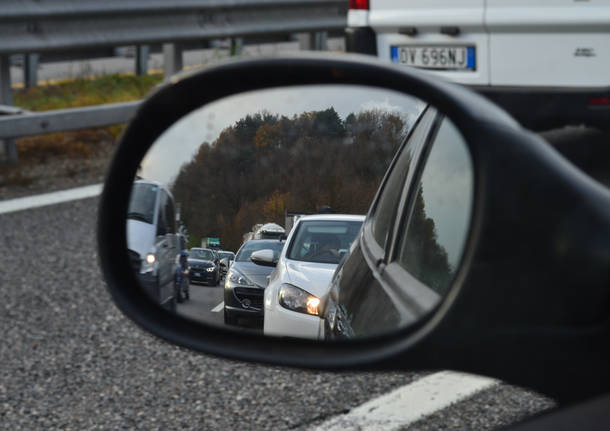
0;0;348;163
0;0;347;54
0;102;141;140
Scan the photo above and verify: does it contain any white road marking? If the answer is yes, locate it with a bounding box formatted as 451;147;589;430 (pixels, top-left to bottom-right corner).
211;301;224;313
0;184;103;215
312;371;498;431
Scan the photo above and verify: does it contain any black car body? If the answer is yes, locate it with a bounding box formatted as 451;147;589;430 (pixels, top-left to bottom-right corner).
187;248;220;285
224;240;284;327
325;106;466;339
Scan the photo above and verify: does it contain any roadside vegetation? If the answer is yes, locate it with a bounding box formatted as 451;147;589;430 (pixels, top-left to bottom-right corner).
171;108;409;251
14;73;162;161
1;73;162;196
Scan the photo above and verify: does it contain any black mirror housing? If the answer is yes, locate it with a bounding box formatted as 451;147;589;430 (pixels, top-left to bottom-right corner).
98;53;610;404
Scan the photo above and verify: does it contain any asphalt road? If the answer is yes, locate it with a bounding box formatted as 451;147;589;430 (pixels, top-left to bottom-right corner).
8;123;608;431
0;195;554;430
176;281;225;328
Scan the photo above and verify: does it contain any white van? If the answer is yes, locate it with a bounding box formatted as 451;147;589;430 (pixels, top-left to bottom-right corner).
127;179;179;309
347;0;610;130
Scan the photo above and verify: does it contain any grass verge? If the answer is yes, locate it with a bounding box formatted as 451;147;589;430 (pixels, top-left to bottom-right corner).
1;73;163;192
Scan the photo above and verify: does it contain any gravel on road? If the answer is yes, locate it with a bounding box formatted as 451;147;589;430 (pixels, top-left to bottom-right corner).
4;122;601;429
0;197;420;430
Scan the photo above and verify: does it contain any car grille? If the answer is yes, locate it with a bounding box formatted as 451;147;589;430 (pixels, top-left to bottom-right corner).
127;249;140;273
234;287;263;310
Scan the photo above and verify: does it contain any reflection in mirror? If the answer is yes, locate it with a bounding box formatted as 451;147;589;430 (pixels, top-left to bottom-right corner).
326;111;474;340
125;84;471;341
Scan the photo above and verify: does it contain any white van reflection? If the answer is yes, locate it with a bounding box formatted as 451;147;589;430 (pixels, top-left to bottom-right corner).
127;179;179;310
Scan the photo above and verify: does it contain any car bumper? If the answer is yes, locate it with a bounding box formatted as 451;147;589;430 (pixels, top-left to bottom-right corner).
473;86;610;131
189;270;216;284
345;26;377;56
224;285;264;322
264;304;324;340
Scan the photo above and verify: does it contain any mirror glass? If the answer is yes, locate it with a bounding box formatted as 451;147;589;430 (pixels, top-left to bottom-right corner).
125;84;472;340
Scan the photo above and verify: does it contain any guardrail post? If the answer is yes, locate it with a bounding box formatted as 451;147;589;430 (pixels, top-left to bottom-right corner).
163;43;183;80
0;55;17;164
313;31;328;51
297;32;328;51
230;38;244;56
24;54;40;89
135;45;150;76
297;33;311;50
0;56;11;105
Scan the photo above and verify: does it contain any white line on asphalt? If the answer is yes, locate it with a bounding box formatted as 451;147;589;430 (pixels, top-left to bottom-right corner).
0;184;103;215
312;371;498;431
211;301;224;313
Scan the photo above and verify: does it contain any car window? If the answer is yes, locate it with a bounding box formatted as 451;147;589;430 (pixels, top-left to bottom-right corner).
370;107;437;250
235;242;284;262
396;117;473;295
287;220;363;264
189;249;214;260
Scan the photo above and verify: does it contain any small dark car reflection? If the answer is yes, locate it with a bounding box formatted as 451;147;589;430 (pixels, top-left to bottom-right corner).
224;239;284;327
217;250;236;278
187;247;220;286
324;108;472;340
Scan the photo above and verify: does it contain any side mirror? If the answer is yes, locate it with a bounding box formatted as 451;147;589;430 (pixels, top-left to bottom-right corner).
250;249;277;267
99;54;610;403
219;257;229;268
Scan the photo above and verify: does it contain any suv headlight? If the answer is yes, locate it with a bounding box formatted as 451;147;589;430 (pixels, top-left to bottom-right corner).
140;252;157;274
278;283;320;316
227;269;254;287
206;267;215;272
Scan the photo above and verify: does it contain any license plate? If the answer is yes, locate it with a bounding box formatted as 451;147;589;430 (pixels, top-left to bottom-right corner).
391;45;476;71
194;272;201;277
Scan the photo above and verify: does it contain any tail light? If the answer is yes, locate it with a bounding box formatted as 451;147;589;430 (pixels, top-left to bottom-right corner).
349;0;369;10
589;97;610;106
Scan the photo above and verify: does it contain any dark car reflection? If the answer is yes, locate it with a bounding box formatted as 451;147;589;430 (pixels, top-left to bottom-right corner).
224;239;285;327
188;247;220;286
324;109;473;339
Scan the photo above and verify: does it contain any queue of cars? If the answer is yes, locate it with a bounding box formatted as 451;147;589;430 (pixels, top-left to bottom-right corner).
126;194;368;335
221;214;366;335
127;178;235;309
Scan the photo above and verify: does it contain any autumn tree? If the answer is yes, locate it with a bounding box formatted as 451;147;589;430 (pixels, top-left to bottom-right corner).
171;108;410;252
